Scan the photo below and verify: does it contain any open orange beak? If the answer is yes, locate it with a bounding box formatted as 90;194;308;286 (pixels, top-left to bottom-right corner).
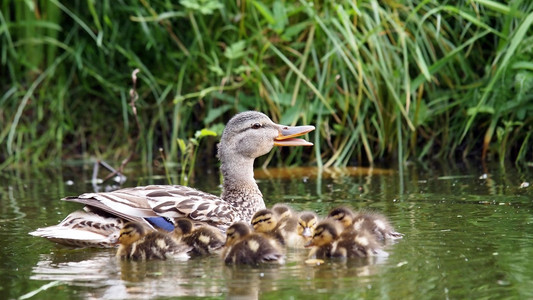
274;125;315;146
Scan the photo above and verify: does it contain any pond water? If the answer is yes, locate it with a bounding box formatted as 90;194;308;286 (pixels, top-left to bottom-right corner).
1;163;533;299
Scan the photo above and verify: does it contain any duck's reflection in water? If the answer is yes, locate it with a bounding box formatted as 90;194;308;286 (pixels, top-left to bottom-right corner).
31;251;226;298
30;246;388;299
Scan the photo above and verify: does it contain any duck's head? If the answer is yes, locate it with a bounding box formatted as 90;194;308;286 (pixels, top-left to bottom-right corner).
118;222;145;246
251;209;278;233
272;203;293;221
327;207;355;229
297;212;319;239
218;111;314;162
305;221;339;247
173;218;194;236
225;222;251;246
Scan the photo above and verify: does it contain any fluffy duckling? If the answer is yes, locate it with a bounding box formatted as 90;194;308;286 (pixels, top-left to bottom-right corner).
352;211;403;240
283;211;319;248
305;220;340;260
223;222;284;265
116;222;190;260
272;203;295;222
173;218;225;256
251;209;285;246
297;211;319;240
332;228;383;258
327;207;402;241
327;207;356;230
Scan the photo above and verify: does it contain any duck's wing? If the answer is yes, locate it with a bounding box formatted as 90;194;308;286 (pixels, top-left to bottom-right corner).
62;185;162;223
65;185;238;230
31;185;236;248
144;185;239;230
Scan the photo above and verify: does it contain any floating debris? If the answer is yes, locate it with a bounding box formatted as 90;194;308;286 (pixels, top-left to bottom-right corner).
305;258;325;265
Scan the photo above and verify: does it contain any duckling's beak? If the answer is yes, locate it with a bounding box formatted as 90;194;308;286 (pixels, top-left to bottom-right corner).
304;240;314;248
274;125;315;146
302;227;313;238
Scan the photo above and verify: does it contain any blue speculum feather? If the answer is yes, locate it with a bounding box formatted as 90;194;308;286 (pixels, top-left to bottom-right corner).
145;217;175;232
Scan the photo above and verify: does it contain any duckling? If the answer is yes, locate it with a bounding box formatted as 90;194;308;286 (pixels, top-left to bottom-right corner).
251;209;285;246
297;211;319;241
305;220;340;260
283;211;319;248
222;222;284;265
173;218;225;256
327;207;402;241
116;222;191;260
331;228;383;258
271;203;295;222
326;207;356;230
352;211;403;241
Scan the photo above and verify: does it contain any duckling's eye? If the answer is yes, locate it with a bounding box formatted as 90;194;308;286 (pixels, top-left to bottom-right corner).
251;123;262;129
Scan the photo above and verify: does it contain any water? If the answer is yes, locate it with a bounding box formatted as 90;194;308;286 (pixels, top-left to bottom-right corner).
1;163;533;299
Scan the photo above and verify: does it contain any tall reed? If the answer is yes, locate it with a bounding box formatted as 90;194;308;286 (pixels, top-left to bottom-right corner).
1;0;532;172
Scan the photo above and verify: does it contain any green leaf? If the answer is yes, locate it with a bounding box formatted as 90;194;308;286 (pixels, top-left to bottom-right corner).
204;105;233;125
195;129;218;139
177;138;187;153
271;0;288;33
251;0;275;24
224;40;247;60
281;21;311;41
180;0;223;15
467;105;494;115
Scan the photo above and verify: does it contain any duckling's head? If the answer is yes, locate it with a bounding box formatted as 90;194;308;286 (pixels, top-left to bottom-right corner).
217;111;314;163
251;209;278;233
225;222;251;246
272;203;293;221
174;218;194;236
305;221;339;247
118;222;146;246
297;212;319;239
327;207;355;229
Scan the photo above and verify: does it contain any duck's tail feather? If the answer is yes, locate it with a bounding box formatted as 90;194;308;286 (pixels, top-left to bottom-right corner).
29;210;126;248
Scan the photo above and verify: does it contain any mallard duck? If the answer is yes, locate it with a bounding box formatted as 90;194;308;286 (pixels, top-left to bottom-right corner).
29;111;314;247
116;222;191;260
173;217;225;256
327;207;402;241
251;209;285;246
222;222;284;265
305;220;340;260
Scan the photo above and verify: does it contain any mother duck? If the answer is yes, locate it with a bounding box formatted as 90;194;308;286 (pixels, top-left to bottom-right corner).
30;111;314;248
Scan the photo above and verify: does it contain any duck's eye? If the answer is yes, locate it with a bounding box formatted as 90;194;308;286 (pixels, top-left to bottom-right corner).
251;123;262;129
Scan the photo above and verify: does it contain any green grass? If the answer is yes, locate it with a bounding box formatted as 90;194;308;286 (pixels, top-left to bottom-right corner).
1;0;533;173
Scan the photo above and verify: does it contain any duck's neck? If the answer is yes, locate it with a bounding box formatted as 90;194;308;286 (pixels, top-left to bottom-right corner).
219;156;266;222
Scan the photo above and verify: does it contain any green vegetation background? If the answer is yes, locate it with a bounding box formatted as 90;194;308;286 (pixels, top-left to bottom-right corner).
1;0;533;172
